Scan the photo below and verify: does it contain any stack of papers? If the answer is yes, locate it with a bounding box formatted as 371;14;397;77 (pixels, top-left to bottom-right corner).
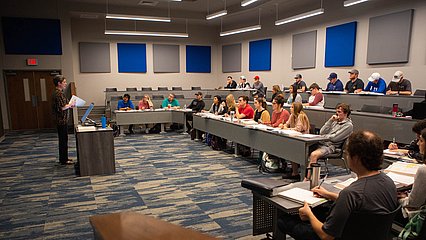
334;178;357;190
272;129;302;136
384;162;420;177
69;95;86;107
77;126;96;132
239;119;258;126
277;187;327;207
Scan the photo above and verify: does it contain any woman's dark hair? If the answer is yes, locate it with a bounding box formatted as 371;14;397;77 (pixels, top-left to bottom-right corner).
214;95;222;104
346;131;383;171
256;97;267;109
412;119;426;134
290;84;297;102
124;94;131;99
421;129;426;162
274;95;285;107
53;75;65;86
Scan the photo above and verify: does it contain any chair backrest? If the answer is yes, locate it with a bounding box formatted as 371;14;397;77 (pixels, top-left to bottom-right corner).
204;94;212;99
158;87;168;91
126;87;137;91
191;86;201;90
110;96;122;101
172;87;182;91
175;94;184;99
106;88;117;92
341;205;401;240
414;89;426;97
360;104;381;113
152;95;164;100
135;95;144;100
141;87;152;91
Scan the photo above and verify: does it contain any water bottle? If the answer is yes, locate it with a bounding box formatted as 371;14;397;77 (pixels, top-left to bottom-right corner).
230;111;235;122
392;103;398;117
101;115;106;128
184;104;187;110
307;163;321;189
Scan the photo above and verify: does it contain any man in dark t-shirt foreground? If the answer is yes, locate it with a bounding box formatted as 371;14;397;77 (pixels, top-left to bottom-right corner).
278;130;398;239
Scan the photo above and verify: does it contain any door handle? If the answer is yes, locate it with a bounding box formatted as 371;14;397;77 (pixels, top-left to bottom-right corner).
31;95;38;107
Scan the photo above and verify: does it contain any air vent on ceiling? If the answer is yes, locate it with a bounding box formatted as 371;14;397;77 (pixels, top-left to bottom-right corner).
138;0;159;6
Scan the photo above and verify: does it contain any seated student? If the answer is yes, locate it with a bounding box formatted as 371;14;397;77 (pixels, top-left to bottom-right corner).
204;95;225;115
306;103;353;178
364;72;387;94
186;92;205;133
224;94;236;116
294;74;307;92
304;83;324;107
253;97;270;123
236;95;254;119
278;130;398;240
252;76;265;97
271;85;283;102
138;95;154;110
280;102;310;179
224;76;237;89
237;76;251;89
264;95;290;128
386;71;412;95
161;93;180;109
398;128;426;219
117;94;135;134
286;84;303;105
325;72;344;91
389;119;426;162
345;69;364;93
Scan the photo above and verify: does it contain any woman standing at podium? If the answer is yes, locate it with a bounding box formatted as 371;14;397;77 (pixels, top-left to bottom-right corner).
52;75;75;165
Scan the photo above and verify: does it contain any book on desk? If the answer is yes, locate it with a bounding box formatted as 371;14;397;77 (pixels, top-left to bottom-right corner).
277;187;327;207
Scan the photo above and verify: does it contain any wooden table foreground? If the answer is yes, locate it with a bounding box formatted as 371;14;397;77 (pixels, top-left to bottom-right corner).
90;212;219;240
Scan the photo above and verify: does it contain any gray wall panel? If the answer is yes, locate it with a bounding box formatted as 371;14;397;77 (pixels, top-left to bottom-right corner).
79;42;111;73
222;43;241;73
153;44;180;73
367;9;413;64
292;30;317;69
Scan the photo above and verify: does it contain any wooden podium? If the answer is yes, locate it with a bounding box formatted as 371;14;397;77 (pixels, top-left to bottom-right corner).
75;126;115;176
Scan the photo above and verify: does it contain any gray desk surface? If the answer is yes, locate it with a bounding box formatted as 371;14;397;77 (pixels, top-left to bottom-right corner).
193;115;326;179
281;106;417;144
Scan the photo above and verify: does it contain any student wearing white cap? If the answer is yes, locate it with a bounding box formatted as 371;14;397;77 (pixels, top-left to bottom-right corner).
237;76;251;89
386;71;412;95
364;72;387;94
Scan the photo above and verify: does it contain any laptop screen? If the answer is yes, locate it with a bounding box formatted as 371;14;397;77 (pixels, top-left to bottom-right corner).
81;103;94;123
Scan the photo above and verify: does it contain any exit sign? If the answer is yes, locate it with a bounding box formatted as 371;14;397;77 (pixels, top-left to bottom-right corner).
26;58;38;66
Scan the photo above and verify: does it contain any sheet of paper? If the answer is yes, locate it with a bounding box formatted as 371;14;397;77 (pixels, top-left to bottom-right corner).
278;187;327;206
384;162;420;177
69;95;86;107
334;178;357;190
386;172;414;186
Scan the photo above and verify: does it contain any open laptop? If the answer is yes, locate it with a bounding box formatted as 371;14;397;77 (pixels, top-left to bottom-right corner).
412;102;426;120
81;103;95;125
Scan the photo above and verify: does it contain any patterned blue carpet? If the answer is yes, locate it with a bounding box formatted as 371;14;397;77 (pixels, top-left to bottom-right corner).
0;130;348;240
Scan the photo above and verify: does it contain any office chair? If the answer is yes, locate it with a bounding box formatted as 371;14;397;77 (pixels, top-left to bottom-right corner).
106;88;117;92
414;89;426;96
126;87;137;91
158;87;168;91
318;138;350;174
340;205;401;240
172;87;183;91
191;86;201;90
141;87;152;91
360;104;382;113
204;94;212;99
135;95;144;100
175;95;184;99
152;95;164;100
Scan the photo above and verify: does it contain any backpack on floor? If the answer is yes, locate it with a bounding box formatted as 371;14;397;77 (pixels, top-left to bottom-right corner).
399;206;426;240
211;136;226;150
260;153;286;173
112;124;120;137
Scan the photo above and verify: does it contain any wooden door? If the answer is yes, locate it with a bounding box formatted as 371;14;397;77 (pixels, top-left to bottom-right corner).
5;70;60;130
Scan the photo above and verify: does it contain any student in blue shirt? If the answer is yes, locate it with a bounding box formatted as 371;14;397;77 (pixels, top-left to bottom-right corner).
364;72;387;94
117;94;135;134
117;94;134;110
161;93;180;109
325;72;344;91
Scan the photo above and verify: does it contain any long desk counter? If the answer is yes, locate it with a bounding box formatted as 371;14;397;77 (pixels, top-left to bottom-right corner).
193;114;326;179
115;109;192;136
281;106;417;144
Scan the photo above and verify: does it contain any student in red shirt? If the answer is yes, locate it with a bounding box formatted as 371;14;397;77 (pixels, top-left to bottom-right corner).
236;95;254;119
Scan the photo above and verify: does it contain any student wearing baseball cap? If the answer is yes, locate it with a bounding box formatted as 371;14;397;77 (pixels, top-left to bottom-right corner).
386;71;412;95
294;74;307;92
344;69;364;93
252;75;265;97
364;72;387;94
325;72;344;91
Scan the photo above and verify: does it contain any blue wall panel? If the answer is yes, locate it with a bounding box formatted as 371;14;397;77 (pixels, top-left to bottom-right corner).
2;17;62;55
249;39;271;71
186;45;211;73
117;43;147;73
325;22;357;67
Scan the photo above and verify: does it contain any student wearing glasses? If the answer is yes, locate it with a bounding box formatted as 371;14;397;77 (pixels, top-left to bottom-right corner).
304;83;324;107
264;95;289;128
235;96;254;119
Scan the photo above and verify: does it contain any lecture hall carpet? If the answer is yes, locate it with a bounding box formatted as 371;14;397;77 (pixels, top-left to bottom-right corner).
0;130;348;240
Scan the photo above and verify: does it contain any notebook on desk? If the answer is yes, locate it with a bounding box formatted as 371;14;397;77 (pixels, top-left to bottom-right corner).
277;187;327;207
